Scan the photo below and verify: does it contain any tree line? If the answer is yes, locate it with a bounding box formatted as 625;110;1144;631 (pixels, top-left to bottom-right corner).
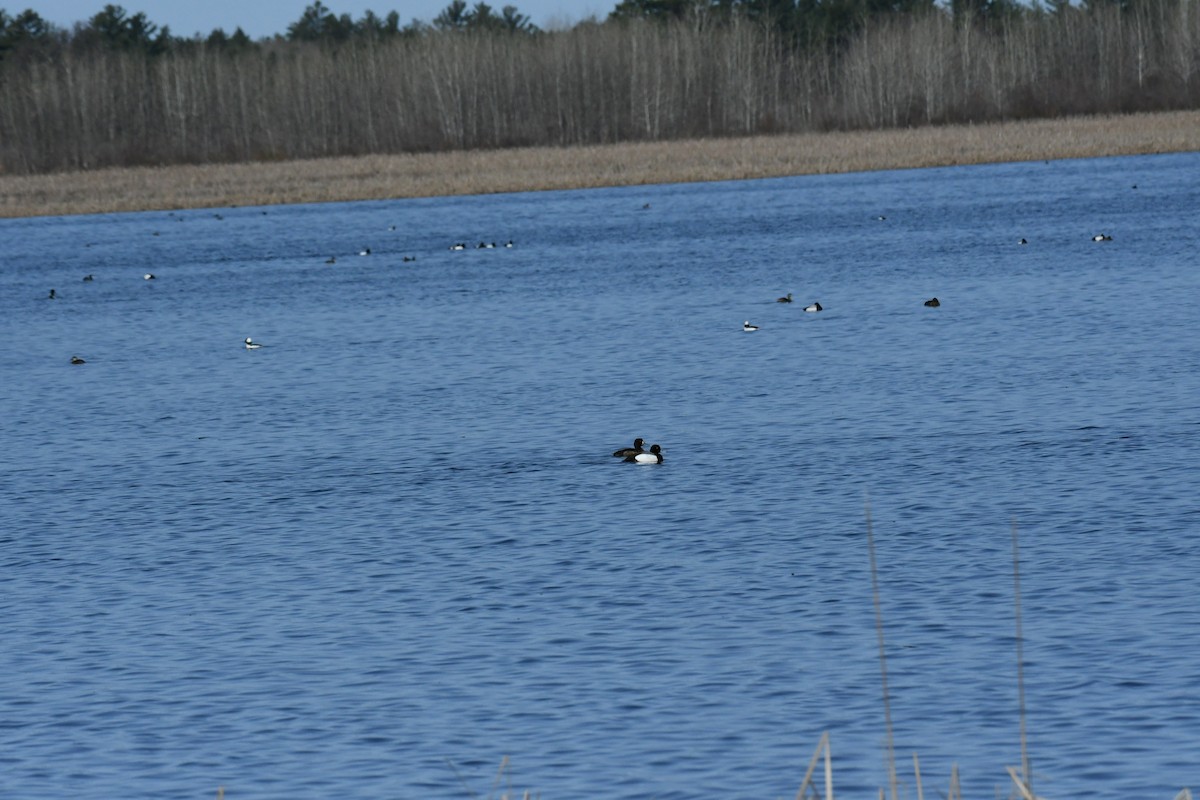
1;0;1198;175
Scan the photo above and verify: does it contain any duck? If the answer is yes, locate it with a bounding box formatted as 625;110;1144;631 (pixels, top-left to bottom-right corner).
403;256;416;262
70;356;86;364
924;297;940;307
777;293;793;303
244;337;266;350
612;438;645;458
359;248;371;256
450;243;465;251
743;321;759;331
1092;233;1113;242
1018;238;1028;245
82;274;94;282
625;444;663;464
48;289;57;299
143;273;156;280
505;241;514;248
803;302;823;312
325;257;336;264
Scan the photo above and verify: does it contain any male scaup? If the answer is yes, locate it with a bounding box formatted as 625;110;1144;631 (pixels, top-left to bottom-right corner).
144;273;156;280
743;321;759;331
625;444;663;464
924;297;940;307
803;302;823;312
777;293;793;303
70;356;86;364
359;248;371;256
244;337;266;350
613;438;645;458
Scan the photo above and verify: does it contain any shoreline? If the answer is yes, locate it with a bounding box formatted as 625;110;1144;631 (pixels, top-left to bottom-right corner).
3;110;1200;219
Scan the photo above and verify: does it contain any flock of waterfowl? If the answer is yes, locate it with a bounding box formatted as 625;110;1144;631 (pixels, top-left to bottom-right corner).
738;231;1113;332
50;228;520;364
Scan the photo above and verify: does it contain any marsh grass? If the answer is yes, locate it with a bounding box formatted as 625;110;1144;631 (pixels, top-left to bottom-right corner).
4;110;1200;218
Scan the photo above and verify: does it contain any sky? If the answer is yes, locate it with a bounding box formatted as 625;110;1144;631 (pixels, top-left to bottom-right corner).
20;0;611;39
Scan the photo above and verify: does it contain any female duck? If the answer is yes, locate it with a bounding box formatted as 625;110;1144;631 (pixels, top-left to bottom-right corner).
613;438;645;458
625;444;663;464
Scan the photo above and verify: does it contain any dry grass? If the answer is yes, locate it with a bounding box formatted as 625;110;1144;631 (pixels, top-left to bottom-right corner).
3;110;1200;218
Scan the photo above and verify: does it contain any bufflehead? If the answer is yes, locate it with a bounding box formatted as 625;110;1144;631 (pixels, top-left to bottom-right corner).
803;302;823;312
359;248;371;256
144;273;156;280
1018;238;1027;245
450;243;465;251
48;289;57;299
743;321;759;331
612;438;645;458
505;241;514;248
1092;233;1112;242
244;337;266;350
625;444;663;464
924;297;940;307
70;356;86;364
777;293;793;303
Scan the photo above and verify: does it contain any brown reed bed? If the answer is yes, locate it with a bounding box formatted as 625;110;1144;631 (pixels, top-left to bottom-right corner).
3;110;1200;219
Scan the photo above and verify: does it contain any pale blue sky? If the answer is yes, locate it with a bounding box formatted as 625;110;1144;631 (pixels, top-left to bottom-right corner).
20;0;609;39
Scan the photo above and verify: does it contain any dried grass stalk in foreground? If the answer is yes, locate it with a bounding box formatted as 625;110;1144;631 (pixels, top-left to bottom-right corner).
3;110;1200;218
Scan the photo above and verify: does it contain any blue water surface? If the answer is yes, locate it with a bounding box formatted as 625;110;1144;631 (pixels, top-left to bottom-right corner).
1;151;1198;799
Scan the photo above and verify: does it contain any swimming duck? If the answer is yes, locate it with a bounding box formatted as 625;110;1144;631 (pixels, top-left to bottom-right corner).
1018;238;1028;245
325;257;337;264
70;356;86;364
144;273;156;280
82;274;94;282
613;438;645;458
777;293;793;303
743;321;759;331
924;297;940;307
359;248;371;256
450;243;465;251
1092;233;1113;242
803;302;823;312
48;289;57;299
505;241;514;248
625;444;663;464
244;337;266;350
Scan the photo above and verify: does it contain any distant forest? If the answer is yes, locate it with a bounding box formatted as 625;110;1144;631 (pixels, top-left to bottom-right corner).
1;0;1198;174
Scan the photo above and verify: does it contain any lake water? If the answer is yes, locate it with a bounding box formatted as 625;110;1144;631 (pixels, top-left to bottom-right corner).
1;151;1198;799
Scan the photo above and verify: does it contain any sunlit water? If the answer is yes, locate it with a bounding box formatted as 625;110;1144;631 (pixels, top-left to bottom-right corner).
2;152;1198;799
